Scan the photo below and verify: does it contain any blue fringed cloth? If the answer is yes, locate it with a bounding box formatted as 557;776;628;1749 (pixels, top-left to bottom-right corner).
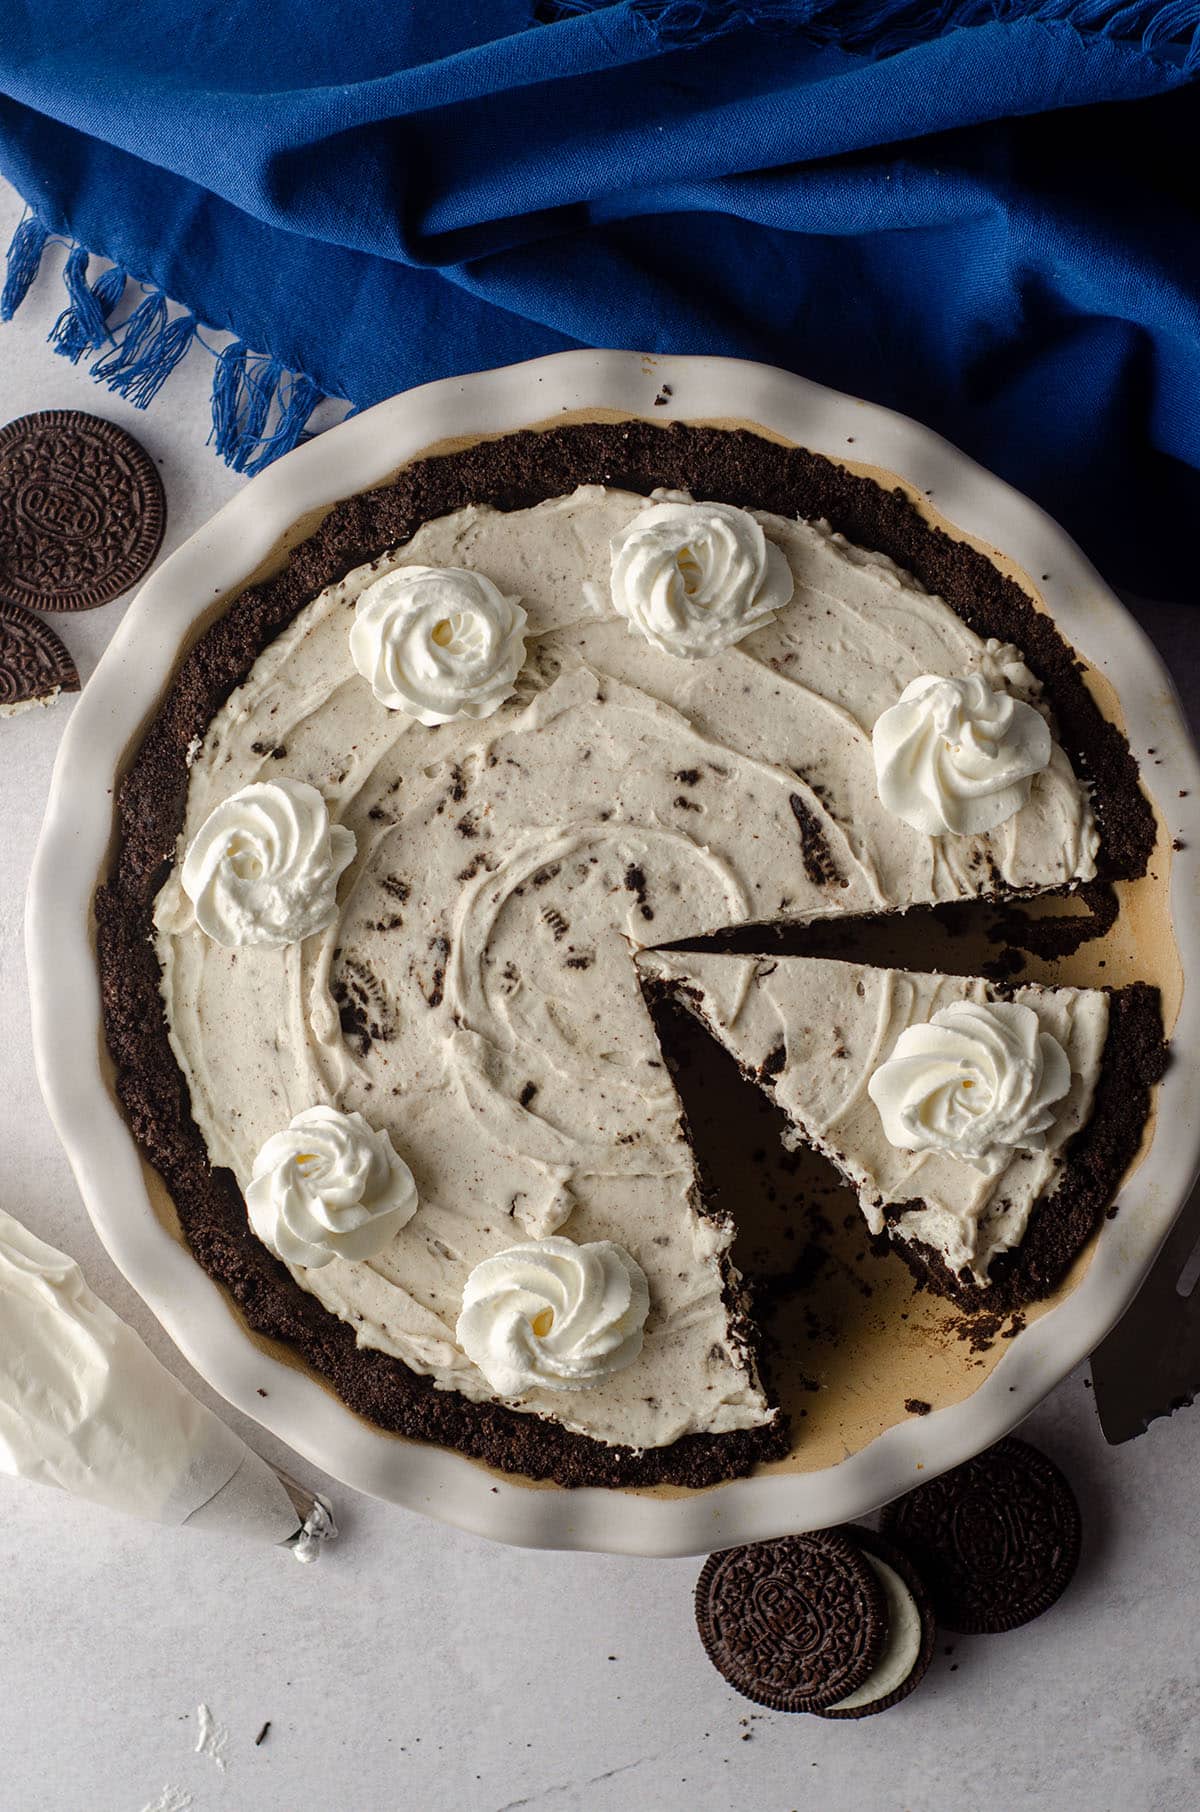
1;1;1197;591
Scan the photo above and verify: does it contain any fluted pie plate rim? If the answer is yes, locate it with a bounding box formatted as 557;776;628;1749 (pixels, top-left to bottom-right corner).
27;351;1200;1554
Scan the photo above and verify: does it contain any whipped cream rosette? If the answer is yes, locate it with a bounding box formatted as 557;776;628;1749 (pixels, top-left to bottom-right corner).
0;1208;335;1558
350;564;527;723
609;496;793;659
867;998;1072;1174
457;1236;650;1397
171;776;356;949
246;1105;418;1268
872;671;1053;837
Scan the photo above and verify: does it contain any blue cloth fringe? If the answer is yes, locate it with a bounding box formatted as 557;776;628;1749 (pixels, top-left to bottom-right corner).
90;290;169;384
243;372;323;477
2;212;324;476
0;215;49;321
48;244;128;362
546;0;1200;66
210;344;321;475
98;308;197;406
211;343;277;471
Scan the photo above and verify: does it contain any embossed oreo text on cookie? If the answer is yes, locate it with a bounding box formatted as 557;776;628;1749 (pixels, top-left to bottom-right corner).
695;1531;886;1711
0;411;165;610
881;1435;1081;1633
0;601;80;714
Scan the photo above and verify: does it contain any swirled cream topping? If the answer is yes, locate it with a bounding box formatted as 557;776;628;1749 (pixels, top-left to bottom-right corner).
641;950;1108;1283
349;565;527;723
456;1236;649;1397
873;672;1053;837
867;999;1071;1174
609;496;793;658
246;1105;418;1268
154;485;1100;1445
170;778;356;948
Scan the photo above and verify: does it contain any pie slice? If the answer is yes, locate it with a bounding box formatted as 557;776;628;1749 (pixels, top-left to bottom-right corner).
639;948;1165;1308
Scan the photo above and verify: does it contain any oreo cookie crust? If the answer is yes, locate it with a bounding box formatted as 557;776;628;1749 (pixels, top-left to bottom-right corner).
881;1436;1082;1633
0;410;165;610
815;1526;937;1719
695;1532;887;1711
96;419;1158;1486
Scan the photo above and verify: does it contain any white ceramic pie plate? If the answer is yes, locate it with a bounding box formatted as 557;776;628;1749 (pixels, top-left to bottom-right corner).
27;351;1200;1554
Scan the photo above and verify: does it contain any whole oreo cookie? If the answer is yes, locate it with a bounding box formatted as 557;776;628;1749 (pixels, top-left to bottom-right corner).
695;1530;886;1711
881;1436;1081;1634
814;1526;937;1719
0;601;80;714
0;410;165;611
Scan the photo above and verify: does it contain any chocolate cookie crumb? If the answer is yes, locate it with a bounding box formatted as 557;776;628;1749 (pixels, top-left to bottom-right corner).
788;793;841;888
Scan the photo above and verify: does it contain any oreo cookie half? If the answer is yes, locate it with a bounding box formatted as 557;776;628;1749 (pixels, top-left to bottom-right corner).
881;1436;1082;1634
0;601;80;714
0;411;165;611
815;1526;937;1719
695;1530;886;1712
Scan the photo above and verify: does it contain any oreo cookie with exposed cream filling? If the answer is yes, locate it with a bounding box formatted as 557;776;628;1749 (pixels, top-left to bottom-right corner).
815;1526;937;1718
0;600;80;715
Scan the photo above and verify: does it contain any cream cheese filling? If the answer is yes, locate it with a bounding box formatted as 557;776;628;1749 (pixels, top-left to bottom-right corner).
154;486;1098;1448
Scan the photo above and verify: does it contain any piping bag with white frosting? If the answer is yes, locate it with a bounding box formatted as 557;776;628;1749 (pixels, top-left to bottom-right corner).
0;1207;336;1560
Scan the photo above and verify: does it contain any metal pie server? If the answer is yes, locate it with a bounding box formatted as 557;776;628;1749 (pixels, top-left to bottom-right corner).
1091;1175;1200;1443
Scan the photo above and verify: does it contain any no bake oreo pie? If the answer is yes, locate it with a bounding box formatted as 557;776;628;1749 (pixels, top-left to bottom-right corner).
97;420;1166;1487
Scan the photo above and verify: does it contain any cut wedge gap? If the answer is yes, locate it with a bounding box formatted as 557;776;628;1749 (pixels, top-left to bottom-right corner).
656;881;1120;981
